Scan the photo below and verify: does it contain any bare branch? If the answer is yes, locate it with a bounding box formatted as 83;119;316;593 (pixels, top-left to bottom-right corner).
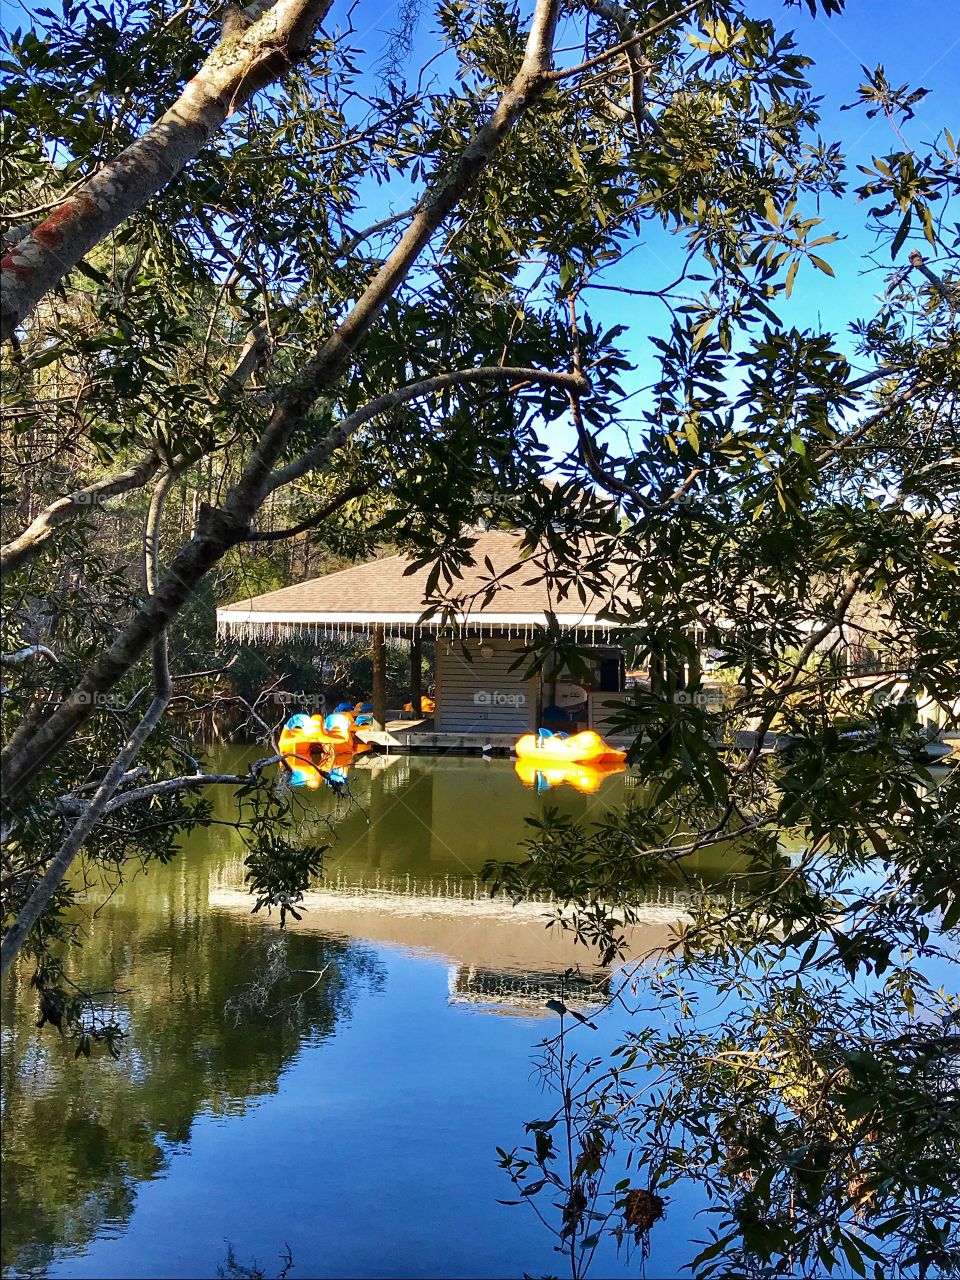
245;481;369;540
70;766;149;796
0;645;59;667
580;0;666;145
908;250;958;304
548;0;705;84
57;757;280;818
97;757;280;812
265;365;587;495
171;656;241;681
735;571;865;777
335;205;419;259
1;454;161;577
220;320;272;396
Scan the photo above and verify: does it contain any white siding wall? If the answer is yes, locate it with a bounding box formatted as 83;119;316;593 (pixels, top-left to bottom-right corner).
436;638;537;734
588;691;635;742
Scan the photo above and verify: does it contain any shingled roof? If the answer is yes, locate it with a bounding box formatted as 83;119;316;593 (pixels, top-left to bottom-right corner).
216;530;638;641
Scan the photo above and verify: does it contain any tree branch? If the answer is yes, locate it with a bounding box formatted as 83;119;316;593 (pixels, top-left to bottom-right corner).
0;645;60;667
0;0;335;338
2;315;272;580
265;365;586;495
220;320;272;396
908;250;957;304
97;757;280;812
335;205;419;259
735;571;865;776
0;468;179;977
245;480;368;540
57;757;280;817
1;454;161;577
548;0;705;84
580;0;666;145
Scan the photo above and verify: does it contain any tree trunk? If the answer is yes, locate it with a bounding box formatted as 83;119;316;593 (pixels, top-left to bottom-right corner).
0;0;333;338
688;641;702;692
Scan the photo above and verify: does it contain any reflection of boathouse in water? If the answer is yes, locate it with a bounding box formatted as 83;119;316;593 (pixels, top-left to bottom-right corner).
208;871;686;1018
448;965;607;1015
206;754;708;1018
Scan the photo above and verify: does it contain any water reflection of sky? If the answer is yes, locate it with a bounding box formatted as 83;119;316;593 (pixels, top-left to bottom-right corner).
31;950;673;1280
3;754;713;1280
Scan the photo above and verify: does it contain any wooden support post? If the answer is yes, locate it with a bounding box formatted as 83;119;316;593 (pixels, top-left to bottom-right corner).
372;624;387;729
650;651;665;697
688;642;702;692
672;647;684;693
410;635;422;715
666;661;678;698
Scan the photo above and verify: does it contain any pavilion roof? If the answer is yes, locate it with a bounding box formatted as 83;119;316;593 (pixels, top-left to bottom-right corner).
216;529;640;642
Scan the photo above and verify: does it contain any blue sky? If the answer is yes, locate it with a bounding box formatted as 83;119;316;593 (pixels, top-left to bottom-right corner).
343;0;957;461
751;0;958;332
575;0;959;369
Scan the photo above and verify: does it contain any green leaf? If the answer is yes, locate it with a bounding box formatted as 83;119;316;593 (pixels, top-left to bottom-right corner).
840;1232;867;1277
920;204;935;248
891;211;912;259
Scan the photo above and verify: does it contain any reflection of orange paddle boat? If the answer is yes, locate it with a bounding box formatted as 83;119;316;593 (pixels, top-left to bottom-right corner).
514;728;626;765
514;759;625;794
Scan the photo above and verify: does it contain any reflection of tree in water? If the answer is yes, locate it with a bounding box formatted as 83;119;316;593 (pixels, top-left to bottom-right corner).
218;1240;295;1280
1;905;385;1278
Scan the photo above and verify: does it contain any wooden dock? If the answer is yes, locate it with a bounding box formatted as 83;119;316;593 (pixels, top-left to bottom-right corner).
355;720;520;754
354;717;794;757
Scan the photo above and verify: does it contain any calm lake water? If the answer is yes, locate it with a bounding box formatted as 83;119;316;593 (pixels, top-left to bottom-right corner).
2;753;729;1279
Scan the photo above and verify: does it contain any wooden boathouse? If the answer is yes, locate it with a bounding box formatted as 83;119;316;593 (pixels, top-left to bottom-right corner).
215;530;660;750
215;531;958;755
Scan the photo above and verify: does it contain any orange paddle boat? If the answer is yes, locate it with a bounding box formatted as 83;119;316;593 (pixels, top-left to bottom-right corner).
514;727;626;765
278;712;366;788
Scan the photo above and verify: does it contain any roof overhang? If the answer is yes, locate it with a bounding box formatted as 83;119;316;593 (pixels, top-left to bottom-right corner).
216;608;627;642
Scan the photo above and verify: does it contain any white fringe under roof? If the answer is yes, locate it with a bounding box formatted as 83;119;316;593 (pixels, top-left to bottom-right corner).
215;530;638;645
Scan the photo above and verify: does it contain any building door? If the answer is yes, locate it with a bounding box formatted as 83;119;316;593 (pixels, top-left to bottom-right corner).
598;653;623;692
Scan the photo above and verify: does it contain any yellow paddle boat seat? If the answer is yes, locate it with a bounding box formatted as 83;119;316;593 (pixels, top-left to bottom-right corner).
403;696;435;713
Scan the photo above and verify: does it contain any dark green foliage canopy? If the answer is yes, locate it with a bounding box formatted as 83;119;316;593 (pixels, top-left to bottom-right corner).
1;0;958;1274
